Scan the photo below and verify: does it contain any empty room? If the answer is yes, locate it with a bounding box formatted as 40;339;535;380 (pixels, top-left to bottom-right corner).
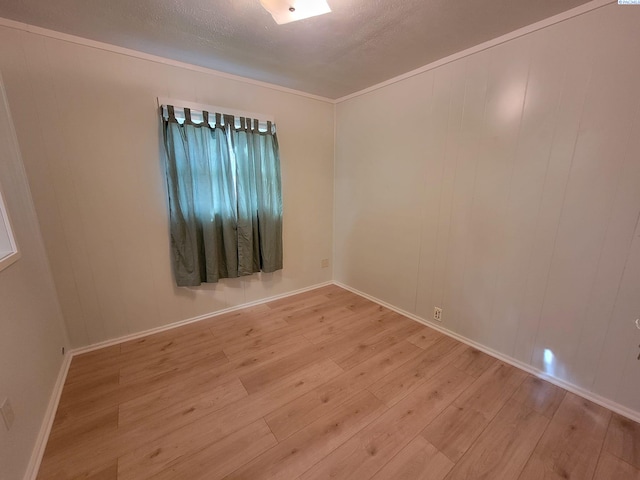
1;0;640;478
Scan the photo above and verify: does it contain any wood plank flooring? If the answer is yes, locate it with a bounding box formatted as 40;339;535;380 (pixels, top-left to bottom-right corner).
37;285;640;479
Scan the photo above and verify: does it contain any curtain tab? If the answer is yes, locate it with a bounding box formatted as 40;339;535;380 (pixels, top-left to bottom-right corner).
216;112;222;128
267;121;273;134
223;114;234;130
167;105;176;122
253;118;259;132
202;110;209;126
184;108;192;124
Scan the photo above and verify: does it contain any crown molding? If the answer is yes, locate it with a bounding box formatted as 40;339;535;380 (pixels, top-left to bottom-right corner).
0;17;334;104
0;0;617;105
335;0;616;103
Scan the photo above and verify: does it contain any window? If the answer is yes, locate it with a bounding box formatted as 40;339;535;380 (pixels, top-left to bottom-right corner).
160;100;283;287
0;187;19;272
0;73;20;273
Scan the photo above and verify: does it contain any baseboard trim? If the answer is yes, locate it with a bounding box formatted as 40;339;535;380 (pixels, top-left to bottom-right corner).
333;281;640;424
70;281;333;356
23;352;72;480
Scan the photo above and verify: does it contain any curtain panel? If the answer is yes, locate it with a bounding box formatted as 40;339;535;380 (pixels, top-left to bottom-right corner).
162;106;283;286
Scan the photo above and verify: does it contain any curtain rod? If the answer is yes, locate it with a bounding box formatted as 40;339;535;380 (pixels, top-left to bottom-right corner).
156;97;275;123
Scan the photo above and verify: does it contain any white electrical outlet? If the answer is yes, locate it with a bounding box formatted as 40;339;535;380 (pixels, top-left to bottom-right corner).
1;398;15;431
434;307;442;322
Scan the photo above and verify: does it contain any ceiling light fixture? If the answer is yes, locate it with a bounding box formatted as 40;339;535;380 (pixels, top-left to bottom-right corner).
259;0;331;24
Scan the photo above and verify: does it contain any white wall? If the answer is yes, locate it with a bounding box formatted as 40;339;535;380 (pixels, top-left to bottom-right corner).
0;26;335;348
0;77;68;480
335;3;640;413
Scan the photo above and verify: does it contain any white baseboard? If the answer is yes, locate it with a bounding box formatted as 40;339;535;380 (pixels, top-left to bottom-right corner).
333;281;640;424
23;352;72;480
70;280;333;356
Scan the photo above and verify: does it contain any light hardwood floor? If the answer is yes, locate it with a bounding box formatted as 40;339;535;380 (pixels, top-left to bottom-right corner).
37;285;640;479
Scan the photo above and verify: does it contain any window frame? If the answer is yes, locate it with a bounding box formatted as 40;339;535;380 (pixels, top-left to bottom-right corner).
0;72;20;273
0;186;20;272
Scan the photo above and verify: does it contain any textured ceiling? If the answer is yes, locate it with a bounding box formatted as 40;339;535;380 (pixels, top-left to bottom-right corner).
0;0;593;99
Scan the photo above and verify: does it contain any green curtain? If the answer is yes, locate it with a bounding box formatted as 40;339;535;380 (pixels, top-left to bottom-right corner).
162;106;283;286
